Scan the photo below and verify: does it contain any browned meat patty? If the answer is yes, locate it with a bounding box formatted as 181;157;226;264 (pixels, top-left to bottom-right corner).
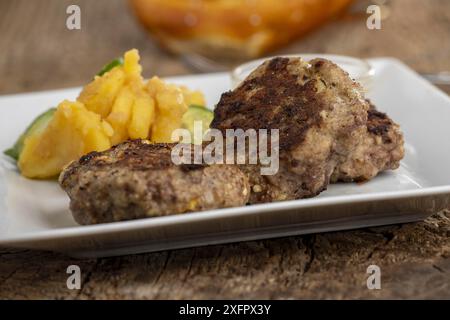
331;101;404;182
211;57;403;203
59;140;250;225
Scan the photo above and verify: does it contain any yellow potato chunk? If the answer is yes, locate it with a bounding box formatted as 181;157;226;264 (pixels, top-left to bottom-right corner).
78;67;125;118
128;92;155;140
146;76;166;98
106;86;134;145
147;80;206;142
151;84;188;142
123;49;142;81
180;86;206;106
18;100;112;179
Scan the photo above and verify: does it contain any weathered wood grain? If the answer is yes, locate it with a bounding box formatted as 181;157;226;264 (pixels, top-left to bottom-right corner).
0;212;449;299
0;0;449;299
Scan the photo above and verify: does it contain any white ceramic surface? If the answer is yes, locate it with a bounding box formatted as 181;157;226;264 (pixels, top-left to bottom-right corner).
0;58;449;258
231;54;374;89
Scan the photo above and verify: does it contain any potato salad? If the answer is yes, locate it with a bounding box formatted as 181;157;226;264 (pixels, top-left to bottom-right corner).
5;49;213;179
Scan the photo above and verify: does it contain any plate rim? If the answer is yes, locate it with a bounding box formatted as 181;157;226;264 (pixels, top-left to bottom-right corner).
1;185;449;245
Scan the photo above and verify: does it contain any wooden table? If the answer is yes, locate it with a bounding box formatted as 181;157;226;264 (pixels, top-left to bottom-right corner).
0;0;449;299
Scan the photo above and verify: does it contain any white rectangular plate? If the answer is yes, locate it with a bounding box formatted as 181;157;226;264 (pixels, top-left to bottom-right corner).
1;58;450;258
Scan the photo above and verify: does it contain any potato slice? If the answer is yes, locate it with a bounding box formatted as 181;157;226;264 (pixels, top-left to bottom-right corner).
151;86;188;142
180;86;206;107
19;100;112;179
123;49;142;81
146;76;166;98
106;86;134;145
128;92;155;140
78;67;125;118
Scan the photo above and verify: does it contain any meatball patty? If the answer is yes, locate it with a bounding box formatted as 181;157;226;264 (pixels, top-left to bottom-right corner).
59;140;250;225
212;57;404;203
212;57;372;203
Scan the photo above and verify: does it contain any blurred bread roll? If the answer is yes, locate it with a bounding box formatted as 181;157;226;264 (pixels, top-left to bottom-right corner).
129;0;354;60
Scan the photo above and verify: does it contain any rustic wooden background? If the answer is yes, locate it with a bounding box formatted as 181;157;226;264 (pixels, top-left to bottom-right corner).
0;0;449;299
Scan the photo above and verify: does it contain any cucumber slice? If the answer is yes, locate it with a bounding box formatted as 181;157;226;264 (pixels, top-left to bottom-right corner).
97;57;124;76
4;108;56;161
181;104;214;144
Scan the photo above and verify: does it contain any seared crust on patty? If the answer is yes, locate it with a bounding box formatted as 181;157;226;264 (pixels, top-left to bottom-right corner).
59;140;250;225
212;58;326;151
